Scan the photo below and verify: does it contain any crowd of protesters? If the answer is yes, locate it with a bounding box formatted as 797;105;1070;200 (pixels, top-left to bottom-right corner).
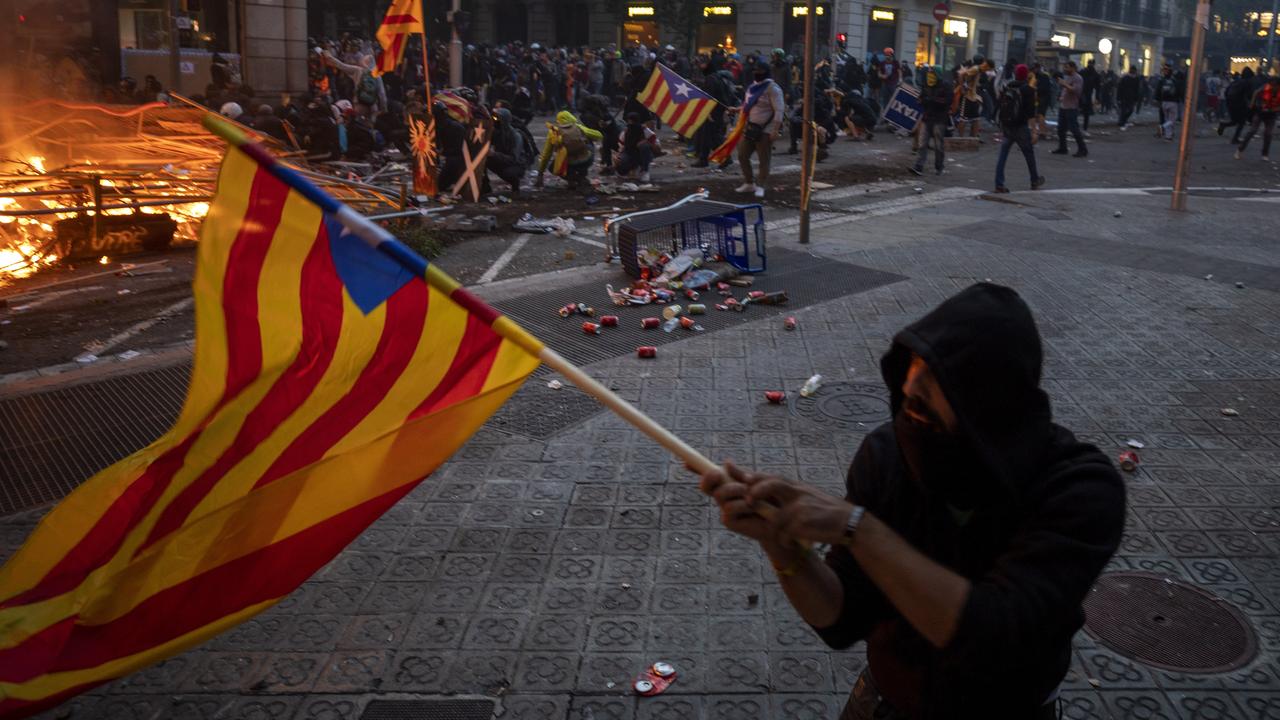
106;31;1274;202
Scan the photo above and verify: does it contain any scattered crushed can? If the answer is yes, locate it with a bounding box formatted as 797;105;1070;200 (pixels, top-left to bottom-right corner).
755;290;789;305
1118;450;1140;472
684;288;700;301
558;303;578;317
641;317;661;329
784;316;797;330
600;315;619;327
663;304;684;320
748;290;766;300
765;391;786;404
715;304;729;311
580;306;596;317
637;346;657;358
633;661;677;696
688;304;706;315
679;316;696;329
582;322;602;335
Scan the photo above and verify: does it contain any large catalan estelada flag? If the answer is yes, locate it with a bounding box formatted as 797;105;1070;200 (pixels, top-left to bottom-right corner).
0;118;541;718
374;0;424;77
638;63;719;138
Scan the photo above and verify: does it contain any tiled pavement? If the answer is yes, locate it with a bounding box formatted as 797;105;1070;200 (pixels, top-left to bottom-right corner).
11;189;1280;719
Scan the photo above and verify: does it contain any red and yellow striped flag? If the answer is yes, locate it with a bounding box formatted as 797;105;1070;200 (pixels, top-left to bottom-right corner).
0;128;541;718
638;63;718;138
374;0;424;77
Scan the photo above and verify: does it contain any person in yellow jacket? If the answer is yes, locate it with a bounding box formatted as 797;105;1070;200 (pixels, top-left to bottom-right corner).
536;110;603;197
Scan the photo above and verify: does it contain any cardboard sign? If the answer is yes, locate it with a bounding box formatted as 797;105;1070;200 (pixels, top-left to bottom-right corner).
881;84;923;133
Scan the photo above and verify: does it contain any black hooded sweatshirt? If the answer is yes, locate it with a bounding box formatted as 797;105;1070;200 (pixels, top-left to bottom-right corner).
811;283;1125;719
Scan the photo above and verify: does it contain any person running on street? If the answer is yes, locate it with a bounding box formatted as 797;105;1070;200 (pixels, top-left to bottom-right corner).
1219;67;1256;145
1235;74;1279;161
911;65;952;177
994;65;1045;193
1052;61;1087;157
1154;64;1183;141
735;64;786;200
1117;66;1141;129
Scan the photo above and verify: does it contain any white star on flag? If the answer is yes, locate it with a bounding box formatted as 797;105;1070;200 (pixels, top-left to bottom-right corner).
673;81;692;98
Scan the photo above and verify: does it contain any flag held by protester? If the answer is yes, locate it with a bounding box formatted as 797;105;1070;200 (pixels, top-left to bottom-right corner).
373;0;424;77
710;79;772;165
0;120;542;718
638;63;718;138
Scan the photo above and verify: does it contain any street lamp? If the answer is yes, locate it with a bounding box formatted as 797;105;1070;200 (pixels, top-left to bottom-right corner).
1098;37;1113;54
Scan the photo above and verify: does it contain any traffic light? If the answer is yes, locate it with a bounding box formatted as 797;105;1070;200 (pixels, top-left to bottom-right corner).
836;33;848;50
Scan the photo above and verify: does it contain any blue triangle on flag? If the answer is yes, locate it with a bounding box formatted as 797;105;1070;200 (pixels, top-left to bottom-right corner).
326;214;415;314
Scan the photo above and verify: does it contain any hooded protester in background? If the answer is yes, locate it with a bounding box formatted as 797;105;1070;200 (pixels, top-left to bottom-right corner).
536;110;603;202
701;282;1124;720
912;65;951;176
486;108;531;196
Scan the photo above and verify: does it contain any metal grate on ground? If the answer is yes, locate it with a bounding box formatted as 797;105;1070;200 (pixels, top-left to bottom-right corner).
492;247;906;367
0;364;190;515
0;250;904;514
359;698;495;720
1083;571;1258;673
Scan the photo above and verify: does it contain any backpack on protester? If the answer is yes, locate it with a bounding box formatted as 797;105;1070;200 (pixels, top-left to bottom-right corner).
997;85;1024;127
357;72;379;106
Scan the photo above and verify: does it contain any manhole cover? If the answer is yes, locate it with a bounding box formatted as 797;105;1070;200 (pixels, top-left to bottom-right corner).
486;380;604;440
1083;572;1257;673
359;698;494;720
789;382;891;430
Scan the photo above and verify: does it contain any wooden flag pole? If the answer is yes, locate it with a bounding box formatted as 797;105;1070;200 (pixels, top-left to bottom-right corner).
202;114;718;477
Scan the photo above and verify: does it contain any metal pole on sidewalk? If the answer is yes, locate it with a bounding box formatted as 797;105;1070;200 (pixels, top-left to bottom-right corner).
799;0;816;244
168;0;182;96
1267;0;1279;73
449;0;463;88
1171;0;1210;211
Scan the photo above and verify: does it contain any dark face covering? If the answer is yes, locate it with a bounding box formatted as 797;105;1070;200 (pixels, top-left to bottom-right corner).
893;411;993;512
753;70;767;82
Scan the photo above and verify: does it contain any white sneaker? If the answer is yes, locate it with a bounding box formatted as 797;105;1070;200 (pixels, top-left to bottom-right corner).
1234;150;1243;160
753;186;765;199
735;183;756;194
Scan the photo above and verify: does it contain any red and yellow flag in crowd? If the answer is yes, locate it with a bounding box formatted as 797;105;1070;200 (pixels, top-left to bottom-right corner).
373;0;424;76
638;63;718;138
0;120;542;718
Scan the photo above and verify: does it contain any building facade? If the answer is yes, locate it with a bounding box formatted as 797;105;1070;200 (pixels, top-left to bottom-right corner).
465;0;1170;73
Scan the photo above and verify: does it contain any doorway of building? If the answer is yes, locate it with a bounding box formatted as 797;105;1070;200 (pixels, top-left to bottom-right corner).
867;7;898;58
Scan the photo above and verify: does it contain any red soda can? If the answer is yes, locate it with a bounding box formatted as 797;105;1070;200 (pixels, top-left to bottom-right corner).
600;315;619;327
1118;450;1140;472
748;290;766;299
641;317;660;329
725;297;739;307
715;304;729;311
582;322;601;335
684;288;700;301
637;346;657;358
559;303;577;317
765;391;786;404
716;282;731;294
679;316;695;329
784;316;797;330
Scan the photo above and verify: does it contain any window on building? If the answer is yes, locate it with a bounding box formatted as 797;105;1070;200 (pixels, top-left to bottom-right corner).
554;2;589;47
1008;25;1029;63
622;4;658;48
867;7;898;59
942;18;969;68
495;2;528;43
698;5;737;55
977;29;992;60
784;3;832;58
916;22;934;66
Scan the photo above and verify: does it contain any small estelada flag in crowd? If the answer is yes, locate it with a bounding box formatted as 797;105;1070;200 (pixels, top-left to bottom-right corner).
638;63;718;138
0;116;542;718
373;0;424;76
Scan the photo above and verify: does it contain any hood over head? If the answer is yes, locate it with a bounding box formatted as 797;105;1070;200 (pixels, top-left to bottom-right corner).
880;283;1052;495
555;110;580;126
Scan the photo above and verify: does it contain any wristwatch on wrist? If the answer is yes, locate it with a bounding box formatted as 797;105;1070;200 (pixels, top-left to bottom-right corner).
841;505;866;548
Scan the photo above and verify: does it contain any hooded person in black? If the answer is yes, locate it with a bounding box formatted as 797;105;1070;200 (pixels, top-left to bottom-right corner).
701;283;1125;720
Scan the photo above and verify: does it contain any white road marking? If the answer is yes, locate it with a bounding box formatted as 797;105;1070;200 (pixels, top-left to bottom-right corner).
476;233;531;284
1026;185;1277;196
768;186;984;233
75;297;194;363
4;286;105;312
813;180;915;201
567;233;607;248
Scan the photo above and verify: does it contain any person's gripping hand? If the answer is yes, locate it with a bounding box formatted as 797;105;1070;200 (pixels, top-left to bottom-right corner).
699;461;773;544
747;477;854;547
